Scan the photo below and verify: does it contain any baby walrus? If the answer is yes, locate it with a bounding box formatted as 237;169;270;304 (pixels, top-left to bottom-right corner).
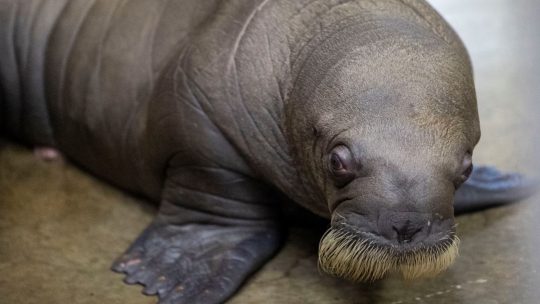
0;0;533;303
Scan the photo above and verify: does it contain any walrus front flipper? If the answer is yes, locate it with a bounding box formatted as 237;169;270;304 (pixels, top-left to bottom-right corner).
112;217;281;304
454;165;537;214
113;165;283;304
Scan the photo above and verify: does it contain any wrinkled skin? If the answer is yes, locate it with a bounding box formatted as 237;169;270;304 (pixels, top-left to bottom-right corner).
0;0;534;303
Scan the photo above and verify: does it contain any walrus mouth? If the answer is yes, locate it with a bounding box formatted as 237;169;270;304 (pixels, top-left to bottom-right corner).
318;226;459;282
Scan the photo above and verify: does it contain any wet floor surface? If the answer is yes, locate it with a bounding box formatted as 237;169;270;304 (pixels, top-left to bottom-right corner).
1;0;539;303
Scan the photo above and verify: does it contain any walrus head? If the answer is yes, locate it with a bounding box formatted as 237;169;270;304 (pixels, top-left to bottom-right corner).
285;16;480;282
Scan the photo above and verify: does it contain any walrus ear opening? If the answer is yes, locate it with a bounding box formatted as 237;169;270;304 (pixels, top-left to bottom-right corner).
312;126;321;137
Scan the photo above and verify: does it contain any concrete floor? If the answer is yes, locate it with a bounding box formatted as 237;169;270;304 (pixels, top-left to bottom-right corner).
1;0;539;303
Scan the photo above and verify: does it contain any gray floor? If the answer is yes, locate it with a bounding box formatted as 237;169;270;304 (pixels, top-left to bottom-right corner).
1;0;539;303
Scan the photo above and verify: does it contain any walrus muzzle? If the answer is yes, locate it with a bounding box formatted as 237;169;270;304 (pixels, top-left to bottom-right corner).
318;226;459;282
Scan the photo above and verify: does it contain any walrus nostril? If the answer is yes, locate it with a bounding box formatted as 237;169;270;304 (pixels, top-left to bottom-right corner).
393;224;423;244
378;211;428;244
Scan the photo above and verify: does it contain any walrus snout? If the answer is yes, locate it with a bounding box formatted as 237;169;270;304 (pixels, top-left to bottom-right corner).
332;207;455;248
318;204;458;282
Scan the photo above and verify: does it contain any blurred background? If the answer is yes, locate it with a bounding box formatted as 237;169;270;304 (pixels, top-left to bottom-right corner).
429;0;540;175
1;0;539;303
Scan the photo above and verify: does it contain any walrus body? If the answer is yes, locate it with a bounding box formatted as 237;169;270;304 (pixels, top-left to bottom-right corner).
0;0;532;303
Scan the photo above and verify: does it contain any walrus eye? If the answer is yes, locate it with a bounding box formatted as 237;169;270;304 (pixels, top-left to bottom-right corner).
454;153;473;188
330;154;343;170
328;145;356;186
461;163;473;181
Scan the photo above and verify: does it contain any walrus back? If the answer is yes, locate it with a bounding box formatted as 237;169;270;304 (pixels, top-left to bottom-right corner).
0;0;228;197
0;0;66;145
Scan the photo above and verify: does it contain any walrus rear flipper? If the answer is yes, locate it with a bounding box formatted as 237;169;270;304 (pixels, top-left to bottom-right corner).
454;165;537;214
